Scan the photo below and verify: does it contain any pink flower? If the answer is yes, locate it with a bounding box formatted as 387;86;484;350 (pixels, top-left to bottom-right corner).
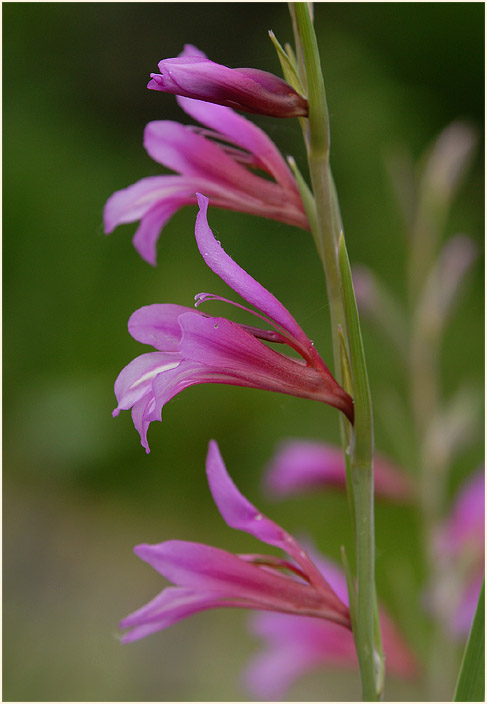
432;469;485;637
113;194;353;452
120;441;351;643
264;439;415;503
104;49;308;266
245;557;418;701
147;44;308;118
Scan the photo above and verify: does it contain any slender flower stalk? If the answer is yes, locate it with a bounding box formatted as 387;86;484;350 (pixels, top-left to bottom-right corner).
291;4;381;699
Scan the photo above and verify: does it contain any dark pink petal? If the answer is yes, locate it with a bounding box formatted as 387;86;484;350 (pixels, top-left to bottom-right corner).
147;55;308;118
176;95;300;193
133;540;349;625
265;440;414;502
143;121;281;205
127;304;193;351
194;194;318;357
206;440;296;551
206;442;350;615
178;312;352;420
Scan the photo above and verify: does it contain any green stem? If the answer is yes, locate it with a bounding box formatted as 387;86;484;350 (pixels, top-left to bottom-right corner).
292;4;382;699
293;2;344;377
339;234;383;700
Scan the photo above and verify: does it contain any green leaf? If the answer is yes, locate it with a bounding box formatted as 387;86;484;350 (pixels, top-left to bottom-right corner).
338;232;373;462
267;30;304;95
454;580;485;702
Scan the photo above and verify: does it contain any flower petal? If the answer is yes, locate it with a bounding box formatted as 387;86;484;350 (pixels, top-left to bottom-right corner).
133;540;349;624
194;194;317;355
120;586;229;643
143;121;280;204
245;611;357;700
177;312;352;420
264;440;414;502
206;440;294;551
176;95;300;193
127;304;193;350
132;198;193;266
103;175;200;232
113;351;180;414
437;470;485;556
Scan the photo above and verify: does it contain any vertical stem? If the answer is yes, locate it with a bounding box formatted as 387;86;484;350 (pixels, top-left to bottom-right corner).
293;4;382;699
339;234;383;701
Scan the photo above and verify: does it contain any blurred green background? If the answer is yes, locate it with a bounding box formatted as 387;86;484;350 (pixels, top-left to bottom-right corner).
3;2;484;701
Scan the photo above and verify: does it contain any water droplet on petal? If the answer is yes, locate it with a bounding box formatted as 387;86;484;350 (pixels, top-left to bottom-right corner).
255;513;263;521
214;323;219;329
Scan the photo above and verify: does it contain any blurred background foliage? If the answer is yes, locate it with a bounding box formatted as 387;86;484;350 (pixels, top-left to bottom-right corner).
3;2;483;701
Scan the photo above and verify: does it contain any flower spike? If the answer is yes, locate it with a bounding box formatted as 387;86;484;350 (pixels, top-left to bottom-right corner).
104;49;308;266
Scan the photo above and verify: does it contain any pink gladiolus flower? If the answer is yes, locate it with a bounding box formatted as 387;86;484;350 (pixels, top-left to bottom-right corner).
113;194;353;452
104;49;308;266
432;469;485;637
147;44;308;118
120;441;351;643
264;440;415;503
245;555;418;700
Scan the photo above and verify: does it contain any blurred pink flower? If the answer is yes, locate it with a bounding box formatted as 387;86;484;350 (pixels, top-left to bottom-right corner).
113;195;353;451
264;439;415;503
104;48;307;265
245;550;418;700
120;441;350;643
147;44;308;118
433;469;485;636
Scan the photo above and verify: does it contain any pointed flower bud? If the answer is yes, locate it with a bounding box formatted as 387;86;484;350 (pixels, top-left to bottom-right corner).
147;44;308;118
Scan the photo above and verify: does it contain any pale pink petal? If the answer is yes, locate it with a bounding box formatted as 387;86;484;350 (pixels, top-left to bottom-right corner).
127;304;193;351
103;175;200;232
113;351;180;414
437;470;485;556
120;587;228;643
265;440;414;502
